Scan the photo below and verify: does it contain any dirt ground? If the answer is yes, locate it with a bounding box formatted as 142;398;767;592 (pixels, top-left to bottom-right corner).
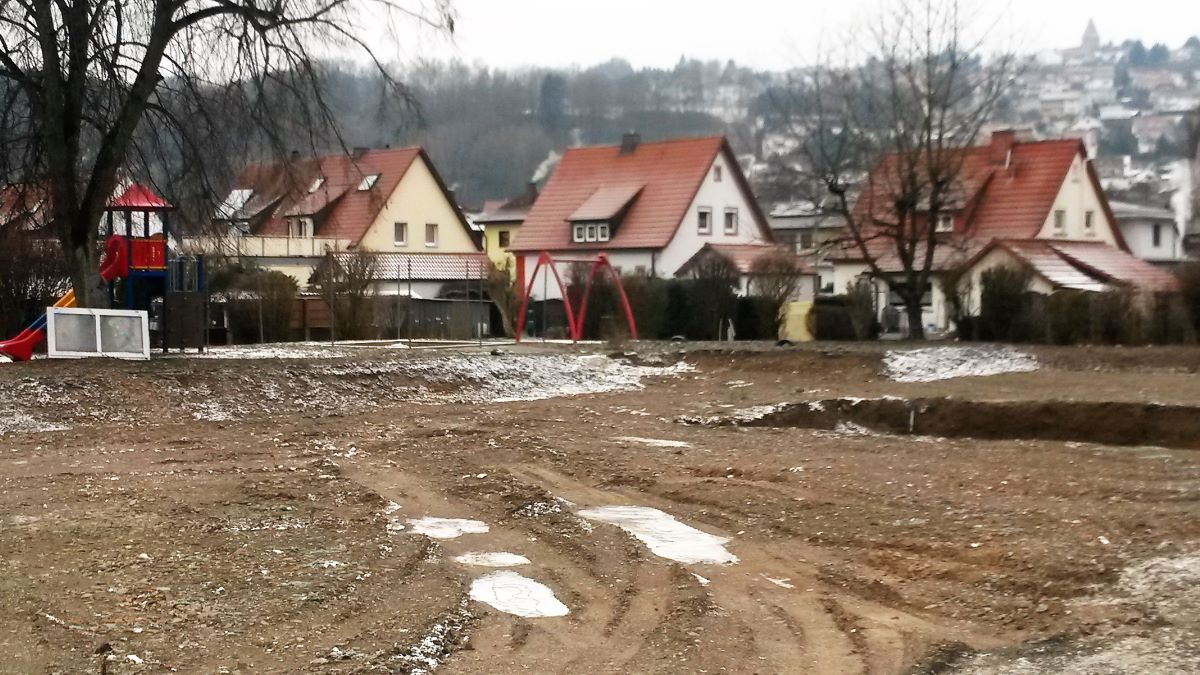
0;342;1197;674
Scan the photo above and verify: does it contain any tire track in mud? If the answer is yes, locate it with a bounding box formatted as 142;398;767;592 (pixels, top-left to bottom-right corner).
502;463;878;673
336;462;687;673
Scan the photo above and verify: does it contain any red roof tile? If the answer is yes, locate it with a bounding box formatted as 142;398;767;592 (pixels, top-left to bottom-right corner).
512;136;765;251
839;133;1132;269
568;184;644;222
221;147;466;245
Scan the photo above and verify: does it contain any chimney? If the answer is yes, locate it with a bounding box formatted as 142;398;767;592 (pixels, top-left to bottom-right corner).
524;181;539;201
990;130;1016;166
619;131;641;155
289;149;301;163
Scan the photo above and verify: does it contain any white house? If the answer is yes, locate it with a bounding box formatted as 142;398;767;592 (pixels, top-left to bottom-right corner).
1109;200;1183;264
509;134;776;298
832;131;1180;336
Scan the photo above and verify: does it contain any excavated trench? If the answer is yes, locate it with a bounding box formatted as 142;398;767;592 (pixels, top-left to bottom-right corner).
738;397;1200;450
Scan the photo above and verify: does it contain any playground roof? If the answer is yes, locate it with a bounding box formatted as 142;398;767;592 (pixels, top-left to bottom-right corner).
109;183;172;211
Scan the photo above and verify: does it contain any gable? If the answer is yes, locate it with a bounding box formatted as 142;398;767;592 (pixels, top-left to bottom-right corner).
1033;152;1121;247
356;153;479;253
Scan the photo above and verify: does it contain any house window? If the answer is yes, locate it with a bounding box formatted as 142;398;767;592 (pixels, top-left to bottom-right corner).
799;230;814;249
358;174;380;191
1153;223;1162;247
585;224;597;242
308;177;325;193
498;230;511;248
573;224;586;243
1085;211;1094;230
597;223;610;242
698;208;712;234
1054;209;1066;233
425;223;438;247
724;208;738;235
289;218;312;238
393;222;407;246
936;214;953;233
713;165;723;182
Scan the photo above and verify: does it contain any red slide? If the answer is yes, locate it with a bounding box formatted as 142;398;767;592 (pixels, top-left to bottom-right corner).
1;235;127;362
99;234;129;283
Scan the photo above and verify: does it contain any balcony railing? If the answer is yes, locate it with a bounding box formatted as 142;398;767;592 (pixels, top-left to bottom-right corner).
181;235;353;258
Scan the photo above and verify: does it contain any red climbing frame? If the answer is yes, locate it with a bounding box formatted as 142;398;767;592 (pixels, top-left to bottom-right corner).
515;252;639;343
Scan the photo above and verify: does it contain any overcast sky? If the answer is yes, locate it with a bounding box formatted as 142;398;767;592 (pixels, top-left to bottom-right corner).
394;0;1200;71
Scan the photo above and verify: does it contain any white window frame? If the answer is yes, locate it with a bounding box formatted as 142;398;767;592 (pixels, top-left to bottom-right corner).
698;207;712;235
597;223;610;242
425;222;439;247
724;208;738;235
585;224;598;242
1054;209;1066;233
46;307;150;360
358;174;380;191
573;224;586;243
935;213;953;233
289;218;312;238
394;222;408;247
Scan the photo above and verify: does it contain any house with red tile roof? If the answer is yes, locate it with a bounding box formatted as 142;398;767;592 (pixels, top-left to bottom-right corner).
509;134;775;297
834;131;1177;335
192;146;480;293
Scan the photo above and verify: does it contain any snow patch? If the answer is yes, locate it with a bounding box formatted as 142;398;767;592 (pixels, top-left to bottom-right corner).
407;517;490;540
884;346;1038;383
469;571;569;618
613;436;691;448
577;505;738;565
453;552;531;568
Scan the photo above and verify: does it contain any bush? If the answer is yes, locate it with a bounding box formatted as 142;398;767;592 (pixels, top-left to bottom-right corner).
808;296;869;340
0;233;68;336
734;296;778;340
979;266;1032;341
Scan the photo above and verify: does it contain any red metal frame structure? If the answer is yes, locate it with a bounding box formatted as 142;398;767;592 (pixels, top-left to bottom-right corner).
515;252;638;342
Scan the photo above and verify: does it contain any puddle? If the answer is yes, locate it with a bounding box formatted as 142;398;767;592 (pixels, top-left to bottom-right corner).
407;517;490;539
713;397;1200;450
577;505;738;565
453;552;531;568
613;436;691;448
469;571;569;618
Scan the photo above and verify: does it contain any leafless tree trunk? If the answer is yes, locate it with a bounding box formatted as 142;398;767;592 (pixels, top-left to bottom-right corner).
765;0;1014;339
0;0;453;306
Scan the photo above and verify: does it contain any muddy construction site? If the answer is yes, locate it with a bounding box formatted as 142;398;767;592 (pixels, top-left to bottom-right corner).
1;342;1197;674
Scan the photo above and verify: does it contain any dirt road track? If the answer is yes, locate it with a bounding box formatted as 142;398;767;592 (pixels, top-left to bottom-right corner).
0;344;1197;673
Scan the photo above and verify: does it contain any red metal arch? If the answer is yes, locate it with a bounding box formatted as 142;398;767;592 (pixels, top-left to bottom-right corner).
515;252;639;343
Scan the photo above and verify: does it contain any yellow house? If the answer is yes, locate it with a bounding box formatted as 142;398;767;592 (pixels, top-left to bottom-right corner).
192;146;480;290
474;182;539;271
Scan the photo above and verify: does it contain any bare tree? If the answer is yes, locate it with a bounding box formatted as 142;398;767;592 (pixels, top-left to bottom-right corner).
767;0;1014;338
749;248;806;336
0;0;453;307
314;249;379;339
484;259;519;338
